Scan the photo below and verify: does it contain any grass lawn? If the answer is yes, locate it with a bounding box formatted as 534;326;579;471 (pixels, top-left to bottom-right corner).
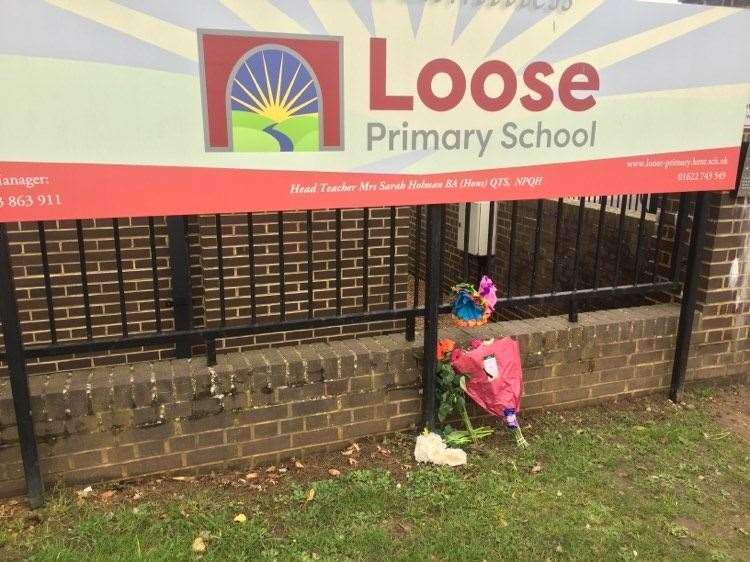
0;387;747;561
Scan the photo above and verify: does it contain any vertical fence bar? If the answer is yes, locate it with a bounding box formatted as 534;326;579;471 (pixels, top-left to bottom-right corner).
506;201;519;298
362;208;370;312
389;206;397;309
215;214;226;326
422;205;443;431
414;207;422;306
0;224;44;508
212;214;225;364
167;216;193;358
484;201;496;276
335;209;342;316
633;194;649;285
147;218;163;333
652;196;667;282
593;196;607;290
670;192;709;402
306;211;314;319
247;213;258;324
569;198;586;323
671;193;690;281
75;220;93;340
529;200;544;296
613;196;629;287
112;218;129;337
277;211;286;322
462;204;471;280
406;206;421;342
551;198;563;294
37;221;57;343
206;338;217;367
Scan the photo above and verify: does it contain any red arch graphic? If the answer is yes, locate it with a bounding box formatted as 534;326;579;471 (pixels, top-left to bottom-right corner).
199;31;343;151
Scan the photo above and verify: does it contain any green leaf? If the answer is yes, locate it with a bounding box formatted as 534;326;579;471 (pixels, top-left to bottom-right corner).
438;402;452;423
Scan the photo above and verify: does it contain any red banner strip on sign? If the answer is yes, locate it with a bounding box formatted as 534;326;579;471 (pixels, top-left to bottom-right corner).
0;146;739;222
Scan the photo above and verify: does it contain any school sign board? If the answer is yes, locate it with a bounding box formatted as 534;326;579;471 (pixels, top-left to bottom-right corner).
0;0;749;221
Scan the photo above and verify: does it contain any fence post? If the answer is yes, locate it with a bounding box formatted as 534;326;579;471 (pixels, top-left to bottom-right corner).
0;224;44;508
167;216;193;358
405;315;416;342
669;192;708;402
422;204;443;431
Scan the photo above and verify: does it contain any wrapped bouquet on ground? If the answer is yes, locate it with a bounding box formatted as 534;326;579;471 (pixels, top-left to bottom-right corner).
433;333;528;448
450;337;528;448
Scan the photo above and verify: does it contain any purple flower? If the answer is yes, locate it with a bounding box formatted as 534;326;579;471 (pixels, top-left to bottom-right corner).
478;275;498;311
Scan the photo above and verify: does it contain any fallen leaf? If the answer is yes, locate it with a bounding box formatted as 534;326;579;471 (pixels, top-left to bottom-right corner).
328;469;341;477
171;476;195;482
266;466;277;473
76;486;94;499
342;443;360;456
278;467;288;474
305;488;316;502
191;536;207;553
99;490;115;500
233;513;247;523
245;472;259;480
294;461;305;469
531;464;543;475
347;457;358;466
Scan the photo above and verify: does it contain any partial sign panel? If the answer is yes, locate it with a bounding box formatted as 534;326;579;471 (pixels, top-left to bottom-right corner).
0;0;749;220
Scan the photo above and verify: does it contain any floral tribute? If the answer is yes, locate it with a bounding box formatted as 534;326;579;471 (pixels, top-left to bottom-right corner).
450;275;498;328
436;335;528;449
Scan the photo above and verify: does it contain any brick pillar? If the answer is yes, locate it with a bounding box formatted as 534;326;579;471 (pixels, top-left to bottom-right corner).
689;192;750;383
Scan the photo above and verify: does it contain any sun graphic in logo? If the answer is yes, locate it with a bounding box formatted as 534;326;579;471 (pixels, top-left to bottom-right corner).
229;47;321;153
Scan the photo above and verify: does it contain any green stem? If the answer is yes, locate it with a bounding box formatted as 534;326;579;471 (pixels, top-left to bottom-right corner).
459;402;477;444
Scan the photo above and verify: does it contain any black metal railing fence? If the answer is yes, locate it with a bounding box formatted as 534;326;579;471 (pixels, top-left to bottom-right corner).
0;192;708;508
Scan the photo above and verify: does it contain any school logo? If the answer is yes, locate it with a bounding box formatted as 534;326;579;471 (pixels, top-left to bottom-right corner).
199;31;344;153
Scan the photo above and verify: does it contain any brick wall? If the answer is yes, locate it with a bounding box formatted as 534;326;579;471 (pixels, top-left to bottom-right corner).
688;193;750;381
5;302;746;497
0;207;410;376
